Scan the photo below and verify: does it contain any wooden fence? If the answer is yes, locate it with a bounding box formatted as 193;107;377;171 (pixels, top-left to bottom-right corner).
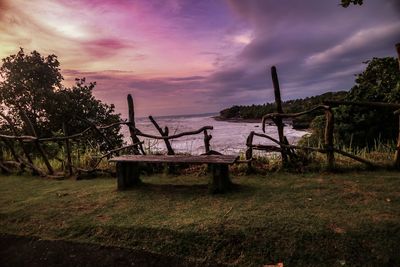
245;43;400;170
0;94;215;178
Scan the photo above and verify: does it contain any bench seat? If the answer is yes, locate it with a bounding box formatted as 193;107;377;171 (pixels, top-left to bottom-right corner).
109;154;238;193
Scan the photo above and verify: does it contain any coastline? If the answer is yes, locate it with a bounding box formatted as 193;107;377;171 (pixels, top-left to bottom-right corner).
212;116;311;131
212;116;261;123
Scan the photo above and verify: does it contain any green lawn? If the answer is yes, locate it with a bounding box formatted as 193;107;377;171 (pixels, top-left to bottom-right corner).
0;171;399;266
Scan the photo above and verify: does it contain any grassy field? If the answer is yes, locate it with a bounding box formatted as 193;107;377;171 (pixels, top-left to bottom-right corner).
0;171;399;266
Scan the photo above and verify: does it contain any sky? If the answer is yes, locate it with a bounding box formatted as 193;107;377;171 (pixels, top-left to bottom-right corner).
0;0;399;117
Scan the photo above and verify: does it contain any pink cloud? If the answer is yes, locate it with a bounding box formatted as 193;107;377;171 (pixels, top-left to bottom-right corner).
82;38;133;58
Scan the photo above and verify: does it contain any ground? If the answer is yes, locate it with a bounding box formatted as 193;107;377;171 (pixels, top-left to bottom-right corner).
0;171;399;266
0;233;222;267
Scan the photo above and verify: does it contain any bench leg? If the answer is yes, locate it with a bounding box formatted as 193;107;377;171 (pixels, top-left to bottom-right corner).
209;164;232;194
116;162;141;190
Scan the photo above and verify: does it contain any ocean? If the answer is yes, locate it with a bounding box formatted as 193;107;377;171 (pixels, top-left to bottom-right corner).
121;114;309;155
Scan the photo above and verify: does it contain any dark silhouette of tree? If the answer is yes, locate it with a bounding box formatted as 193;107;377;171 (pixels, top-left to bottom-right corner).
341;0;363;7
334;57;400;148
0;48;123;150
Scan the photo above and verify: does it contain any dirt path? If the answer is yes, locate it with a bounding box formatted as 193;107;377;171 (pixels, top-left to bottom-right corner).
0;234;224;267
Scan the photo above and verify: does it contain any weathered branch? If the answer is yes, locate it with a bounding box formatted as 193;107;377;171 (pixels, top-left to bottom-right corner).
20;111;54;175
95;143;144;161
324;108;335;170
98;121;128;130
127;94;145;154
253;132;281;146
203;129;212;154
63;122;73;176
0;160;12;173
323;100;400;109
149;115;174;155
131;125;213;140
0;111;36;169
77;116;114;150
333;148;376;167
251;145;281;152
262;105;329;132
271;66;288;164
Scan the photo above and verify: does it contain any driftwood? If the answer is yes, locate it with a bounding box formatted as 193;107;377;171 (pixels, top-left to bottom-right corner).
149;115;174;155
132;125;213;140
0;160;12;173
262;105;329;132
245;131;254;169
249;130;376;167
77;116;114;150
271;66;289;164
324;108;335;170
20;111;54;175
323;100;400;109
203;130;212;153
127;94;145;155
395;43;400;169
0;112;36;169
62;122;73;176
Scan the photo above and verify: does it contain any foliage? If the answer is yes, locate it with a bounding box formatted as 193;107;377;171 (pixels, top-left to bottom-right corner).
219;91;347;129
309;57;400;149
0;48;123;151
341;0;363;7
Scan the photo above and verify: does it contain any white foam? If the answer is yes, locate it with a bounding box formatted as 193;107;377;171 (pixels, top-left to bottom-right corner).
122;116;309;155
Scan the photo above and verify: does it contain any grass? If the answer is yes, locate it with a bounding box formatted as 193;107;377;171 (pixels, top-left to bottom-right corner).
0;171;399;266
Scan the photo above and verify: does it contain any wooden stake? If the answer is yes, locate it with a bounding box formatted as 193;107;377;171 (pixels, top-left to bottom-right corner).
203;129;212;154
149;115;174;155
394;115;400;169
324;108;335;170
127;94;145;155
63;122;73;176
394;43;400;168
20;111;54;175
271;66;288;164
245;131;254;170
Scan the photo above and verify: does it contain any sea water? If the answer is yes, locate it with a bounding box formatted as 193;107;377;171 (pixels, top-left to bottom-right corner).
121;114;309;155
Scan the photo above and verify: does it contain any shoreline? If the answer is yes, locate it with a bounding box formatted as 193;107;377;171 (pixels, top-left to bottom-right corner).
212;116;261;123
212;116;311;131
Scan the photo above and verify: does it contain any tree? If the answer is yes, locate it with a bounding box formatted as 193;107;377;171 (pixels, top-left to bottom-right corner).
309;57;400;148
341;0;363;7
0;48;123;151
0;48;63;135
335;57;400;148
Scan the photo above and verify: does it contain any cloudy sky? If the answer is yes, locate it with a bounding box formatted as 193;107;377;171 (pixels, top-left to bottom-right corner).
0;0;399;117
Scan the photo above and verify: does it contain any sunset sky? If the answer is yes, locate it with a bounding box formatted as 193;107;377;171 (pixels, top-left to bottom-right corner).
0;0;399;117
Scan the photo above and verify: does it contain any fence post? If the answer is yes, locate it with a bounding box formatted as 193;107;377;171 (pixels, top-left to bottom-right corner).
271;66;289;165
62;122;73;176
127;94;145;155
395;43;400;169
20;111;54;175
324;108;335;170
246;131;254;171
149;115;174;155
203;129;212;154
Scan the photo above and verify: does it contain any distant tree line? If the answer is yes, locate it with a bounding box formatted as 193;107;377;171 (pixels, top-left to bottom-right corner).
219;91;347;129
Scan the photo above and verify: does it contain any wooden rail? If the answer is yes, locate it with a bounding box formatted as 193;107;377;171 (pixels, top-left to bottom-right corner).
0;94;218;177
249;56;400;170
